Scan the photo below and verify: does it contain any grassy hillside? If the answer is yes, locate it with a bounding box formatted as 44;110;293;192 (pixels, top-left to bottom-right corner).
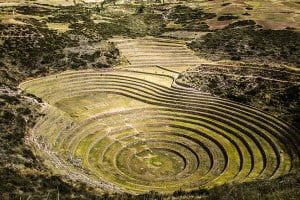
0;1;300;200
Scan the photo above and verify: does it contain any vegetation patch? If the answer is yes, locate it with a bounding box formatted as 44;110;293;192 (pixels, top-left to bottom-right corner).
0;21;120;87
0;88;104;200
20;68;300;194
165;5;216;31
177;64;300;129
188;27;300;65
217;14;239;21
1;1;300;199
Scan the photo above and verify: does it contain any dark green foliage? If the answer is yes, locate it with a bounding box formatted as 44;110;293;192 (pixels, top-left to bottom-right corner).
221;3;231;7
225;20;257;29
189;28;300;65
167;5;216;23
242;12;251;16
205;172;300;200
173;188;209;197
0;91;40;173
0;91;104;200
217;14;239;21
15;5;53;16
47;6;93;23
184;22;210;31
0;22;119;86
136;5;146;14
166;5;216;31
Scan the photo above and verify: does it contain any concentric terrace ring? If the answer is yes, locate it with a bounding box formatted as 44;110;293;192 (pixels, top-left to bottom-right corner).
20;70;300;194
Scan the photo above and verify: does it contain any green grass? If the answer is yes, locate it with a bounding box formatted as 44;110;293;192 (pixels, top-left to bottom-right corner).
19;68;299;194
2;1;300;199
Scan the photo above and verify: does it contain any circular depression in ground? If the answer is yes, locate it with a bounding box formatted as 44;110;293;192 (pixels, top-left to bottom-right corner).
20;70;300;194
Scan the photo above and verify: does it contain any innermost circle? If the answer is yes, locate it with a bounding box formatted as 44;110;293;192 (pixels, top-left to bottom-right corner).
130;148;186;180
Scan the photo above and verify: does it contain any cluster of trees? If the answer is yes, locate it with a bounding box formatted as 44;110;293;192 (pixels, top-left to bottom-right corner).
189;26;300;65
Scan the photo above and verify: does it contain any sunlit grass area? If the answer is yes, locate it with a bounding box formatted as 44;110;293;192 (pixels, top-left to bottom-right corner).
1;0;299;199
20;67;299;194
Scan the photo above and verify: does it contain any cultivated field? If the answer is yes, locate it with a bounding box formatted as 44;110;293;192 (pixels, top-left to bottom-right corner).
0;0;298;198
19;37;300;194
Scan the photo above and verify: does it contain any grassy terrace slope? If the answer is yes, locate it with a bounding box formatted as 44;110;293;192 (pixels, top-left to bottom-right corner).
19;37;300;194
111;37;203;70
0;1;299;199
176;64;300;129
